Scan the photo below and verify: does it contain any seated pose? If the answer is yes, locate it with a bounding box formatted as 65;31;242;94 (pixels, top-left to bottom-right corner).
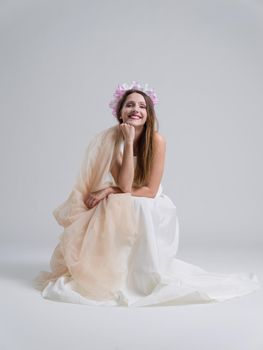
34;82;260;306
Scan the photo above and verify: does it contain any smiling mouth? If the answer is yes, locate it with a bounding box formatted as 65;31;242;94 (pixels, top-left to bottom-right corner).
129;114;141;119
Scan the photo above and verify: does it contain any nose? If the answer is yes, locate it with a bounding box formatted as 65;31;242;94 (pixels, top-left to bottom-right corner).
132;105;139;113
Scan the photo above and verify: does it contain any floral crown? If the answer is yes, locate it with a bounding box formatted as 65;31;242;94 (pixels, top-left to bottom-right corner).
109;81;159;117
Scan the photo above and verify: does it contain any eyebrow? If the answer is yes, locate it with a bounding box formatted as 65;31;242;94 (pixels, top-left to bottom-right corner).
126;100;146;105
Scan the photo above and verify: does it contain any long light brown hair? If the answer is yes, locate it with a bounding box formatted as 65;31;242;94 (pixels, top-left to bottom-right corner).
115;89;159;186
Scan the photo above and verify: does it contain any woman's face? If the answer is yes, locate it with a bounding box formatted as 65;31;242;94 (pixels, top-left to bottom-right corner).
120;92;147;126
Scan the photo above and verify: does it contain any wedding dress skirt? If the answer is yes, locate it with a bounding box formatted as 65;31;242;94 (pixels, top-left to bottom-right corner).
34;126;261;306
35;177;261;307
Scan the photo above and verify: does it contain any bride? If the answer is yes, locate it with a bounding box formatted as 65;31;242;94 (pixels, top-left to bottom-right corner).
34;81;260;306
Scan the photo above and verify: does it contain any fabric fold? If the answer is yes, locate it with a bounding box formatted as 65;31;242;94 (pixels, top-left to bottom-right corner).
35;125;139;300
34;124;261;307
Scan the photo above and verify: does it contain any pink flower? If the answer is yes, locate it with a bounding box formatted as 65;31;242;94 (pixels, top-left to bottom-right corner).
109;81;158;117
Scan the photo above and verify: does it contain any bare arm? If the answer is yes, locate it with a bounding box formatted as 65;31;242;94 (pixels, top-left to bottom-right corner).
105;186;124;196
131;186;155;198
110;132;166;198
86;133;166;209
105;184;157;199
131;133;166;198
117;140;134;192
110;123;135;193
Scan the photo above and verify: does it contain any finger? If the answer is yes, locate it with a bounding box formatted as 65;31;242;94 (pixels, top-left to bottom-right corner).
90;198;96;206
88;199;94;206
87;201;94;209
86;198;94;207
88;200;96;208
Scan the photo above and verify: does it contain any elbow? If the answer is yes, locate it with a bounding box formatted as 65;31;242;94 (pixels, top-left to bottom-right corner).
119;186;132;193
117;181;132;193
148;186;157;198
149;191;157;198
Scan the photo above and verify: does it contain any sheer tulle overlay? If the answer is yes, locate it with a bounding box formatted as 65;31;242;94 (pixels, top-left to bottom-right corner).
34;125;261;306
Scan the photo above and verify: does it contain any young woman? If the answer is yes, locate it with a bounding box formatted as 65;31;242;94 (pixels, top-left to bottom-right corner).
35;82;260;306
85;87;165;207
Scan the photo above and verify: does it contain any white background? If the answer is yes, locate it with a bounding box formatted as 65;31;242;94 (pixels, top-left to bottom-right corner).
1;0;263;251
1;0;263;253
0;1;262;349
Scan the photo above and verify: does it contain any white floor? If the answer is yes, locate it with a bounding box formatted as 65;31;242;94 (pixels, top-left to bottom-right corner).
1;243;262;350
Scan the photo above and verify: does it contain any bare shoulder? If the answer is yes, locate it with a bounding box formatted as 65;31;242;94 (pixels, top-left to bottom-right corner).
153;131;166;148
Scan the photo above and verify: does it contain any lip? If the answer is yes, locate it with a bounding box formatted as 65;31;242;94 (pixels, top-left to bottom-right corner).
129;114;141;119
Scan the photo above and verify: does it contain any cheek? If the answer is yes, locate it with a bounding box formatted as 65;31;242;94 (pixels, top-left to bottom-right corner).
121;107;129;115
119;108;125;117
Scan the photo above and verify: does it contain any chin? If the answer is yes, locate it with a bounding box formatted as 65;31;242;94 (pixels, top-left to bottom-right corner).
127;118;146;124
128;121;145;127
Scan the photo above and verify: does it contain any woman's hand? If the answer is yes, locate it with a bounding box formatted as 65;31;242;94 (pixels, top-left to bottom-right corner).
84;188;110;209
119;123;135;143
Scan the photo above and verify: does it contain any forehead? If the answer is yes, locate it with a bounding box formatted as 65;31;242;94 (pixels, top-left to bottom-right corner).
125;92;146;104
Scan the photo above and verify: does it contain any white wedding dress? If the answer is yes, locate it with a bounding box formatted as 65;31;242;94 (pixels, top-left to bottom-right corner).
34;128;261;307
37;153;261;307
